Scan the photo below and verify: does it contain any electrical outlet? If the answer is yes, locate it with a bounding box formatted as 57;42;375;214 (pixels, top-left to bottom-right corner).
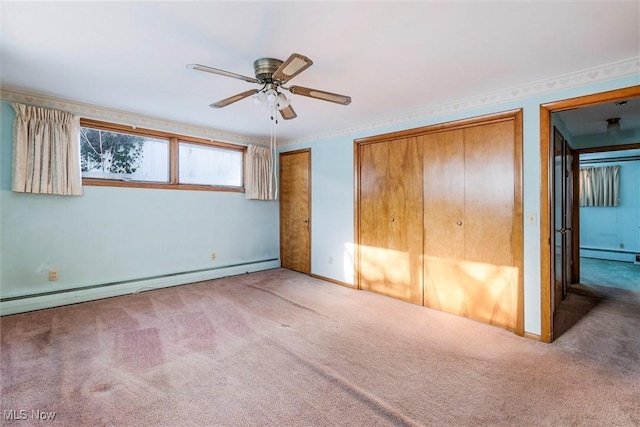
211;253;217;261
49;270;59;281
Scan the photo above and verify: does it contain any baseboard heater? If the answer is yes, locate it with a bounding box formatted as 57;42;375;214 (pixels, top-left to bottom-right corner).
580;246;636;254
1;259;279;303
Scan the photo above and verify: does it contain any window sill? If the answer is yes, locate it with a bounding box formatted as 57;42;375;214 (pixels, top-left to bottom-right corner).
82;178;245;193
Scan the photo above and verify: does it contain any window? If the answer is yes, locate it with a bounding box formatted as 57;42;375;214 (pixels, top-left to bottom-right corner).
579;165;620;207
179;142;243;187
80;127;169;182
79;119;245;192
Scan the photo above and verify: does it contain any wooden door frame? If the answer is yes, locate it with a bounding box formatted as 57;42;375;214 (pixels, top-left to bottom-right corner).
279;148;311;273
539;85;640;343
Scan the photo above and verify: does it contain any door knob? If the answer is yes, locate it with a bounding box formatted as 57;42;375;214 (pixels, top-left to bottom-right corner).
456;220;462;226
302;218;309;223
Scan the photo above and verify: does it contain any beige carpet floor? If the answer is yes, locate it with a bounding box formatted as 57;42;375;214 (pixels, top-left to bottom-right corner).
1;268;639;426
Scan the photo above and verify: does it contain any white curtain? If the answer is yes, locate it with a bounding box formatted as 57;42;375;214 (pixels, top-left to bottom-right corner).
11;103;82;195
580;165;620;207
245;145;275;200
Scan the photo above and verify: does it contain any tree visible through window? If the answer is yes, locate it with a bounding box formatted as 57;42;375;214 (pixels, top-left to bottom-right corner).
80;127;168;182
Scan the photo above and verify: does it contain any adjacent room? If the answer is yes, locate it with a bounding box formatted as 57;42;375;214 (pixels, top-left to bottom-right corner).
1;2;639;425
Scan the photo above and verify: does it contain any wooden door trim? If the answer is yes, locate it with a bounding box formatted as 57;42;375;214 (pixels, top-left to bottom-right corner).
513;109;525;336
353;141;361;290
571;148;580;283
355;110;522;145
539;85;640;343
279;148;311;273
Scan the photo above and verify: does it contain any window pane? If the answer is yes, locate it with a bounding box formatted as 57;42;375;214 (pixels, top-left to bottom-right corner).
80;127;169;182
179;142;243;187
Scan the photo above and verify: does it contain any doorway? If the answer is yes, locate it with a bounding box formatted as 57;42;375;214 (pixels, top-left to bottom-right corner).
576;147;640;294
279;149;311;274
554;145;640;338
540;85;640;342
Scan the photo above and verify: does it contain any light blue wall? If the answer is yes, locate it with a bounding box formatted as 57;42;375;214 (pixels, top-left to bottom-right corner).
579;157;640;261
573;129;640;149
309;138;355;283
3;76;638;333
281;76;639;336
0;102;279;314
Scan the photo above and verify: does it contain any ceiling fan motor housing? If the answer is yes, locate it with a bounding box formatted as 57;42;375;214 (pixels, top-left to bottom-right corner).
254;58;284;83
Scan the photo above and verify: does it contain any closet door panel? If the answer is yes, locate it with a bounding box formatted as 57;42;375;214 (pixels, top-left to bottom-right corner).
463;121;516;329
422;130;465;312
359;138;423;304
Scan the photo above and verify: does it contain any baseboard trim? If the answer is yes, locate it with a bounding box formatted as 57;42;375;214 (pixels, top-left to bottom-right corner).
0;259;280;316
309;273;355;289
524;332;542;341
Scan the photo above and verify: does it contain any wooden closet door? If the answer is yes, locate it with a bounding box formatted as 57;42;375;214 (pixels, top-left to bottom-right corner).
423;121;518;332
359;138;423;304
422;130;465;311
463;121;517;330
280;149;311;274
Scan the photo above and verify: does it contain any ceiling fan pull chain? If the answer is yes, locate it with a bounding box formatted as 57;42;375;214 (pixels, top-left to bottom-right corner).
272;105;278;200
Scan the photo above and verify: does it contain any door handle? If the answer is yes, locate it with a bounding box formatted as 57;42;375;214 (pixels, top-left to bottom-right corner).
302;218;309;223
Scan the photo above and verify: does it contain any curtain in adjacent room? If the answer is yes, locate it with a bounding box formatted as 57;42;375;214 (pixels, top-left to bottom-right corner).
245;145;275;200
579;165;620;207
11;103;82;195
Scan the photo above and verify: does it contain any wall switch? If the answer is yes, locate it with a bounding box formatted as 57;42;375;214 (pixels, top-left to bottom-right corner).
526;213;537;226
211;253;217;261
49;270;59;281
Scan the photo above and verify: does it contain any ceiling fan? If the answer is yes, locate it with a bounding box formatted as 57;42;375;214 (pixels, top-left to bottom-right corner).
187;53;351;120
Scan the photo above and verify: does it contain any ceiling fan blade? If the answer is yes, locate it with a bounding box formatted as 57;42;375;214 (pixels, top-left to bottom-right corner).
210;89;259;108
187;64;259;84
272;53;313;83
279;104;297;120
288;85;352;105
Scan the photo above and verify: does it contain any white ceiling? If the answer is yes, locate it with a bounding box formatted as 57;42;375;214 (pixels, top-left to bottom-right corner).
556;97;640;137
1;1;639;144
